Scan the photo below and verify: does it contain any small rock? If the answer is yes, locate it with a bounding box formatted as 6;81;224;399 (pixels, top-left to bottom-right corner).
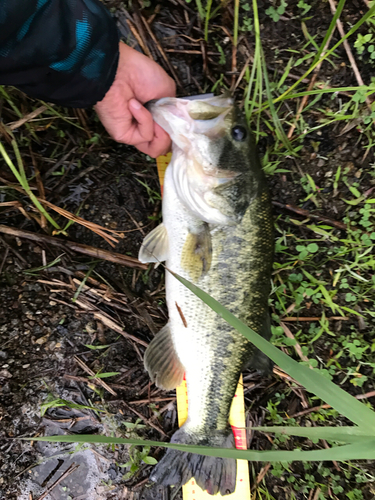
85;322;96;335
35;335;49;345
0;369;12;378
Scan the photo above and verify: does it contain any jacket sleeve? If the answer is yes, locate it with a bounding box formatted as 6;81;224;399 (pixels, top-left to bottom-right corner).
0;0;119;107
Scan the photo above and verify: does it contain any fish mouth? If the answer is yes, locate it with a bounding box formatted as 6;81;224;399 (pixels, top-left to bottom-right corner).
146;93;233;117
146;94;234;141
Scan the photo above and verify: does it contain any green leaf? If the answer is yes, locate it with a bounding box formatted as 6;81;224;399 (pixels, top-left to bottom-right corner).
84;344;111;350
123;422;147;429
307;243;319;253
40;398;107;417
88;372;120;379
143;456;158;465
252;426;374;443
22;435;375;462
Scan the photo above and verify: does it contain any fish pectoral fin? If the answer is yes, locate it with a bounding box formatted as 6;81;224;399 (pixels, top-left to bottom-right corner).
138;223;169;263
181;223;212;281
144;323;184;390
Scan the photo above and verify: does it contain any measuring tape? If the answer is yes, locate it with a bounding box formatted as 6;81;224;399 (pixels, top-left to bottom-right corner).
156;154;251;500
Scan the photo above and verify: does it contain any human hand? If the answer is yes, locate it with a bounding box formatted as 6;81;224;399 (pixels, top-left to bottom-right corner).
95;42;176;157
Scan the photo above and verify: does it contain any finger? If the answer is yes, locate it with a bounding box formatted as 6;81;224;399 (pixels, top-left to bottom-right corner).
135;122;171;158
127;99;154;144
135;138;171;158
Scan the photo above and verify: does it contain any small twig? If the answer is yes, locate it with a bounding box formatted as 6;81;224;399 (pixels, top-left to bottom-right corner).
280;322;310;363
128;397;175;404
328;0;372;112
313;488;322;500
272;201;347;230
233;54;253;91
0;246;9;275
139;12;182;87
122;400;168;437
291;390;375;418
125;16;153;58
30;147;47;229
164;49;219;55
0;225;147;270
74;355;117;396
0;234;28;265
273;366;302;386
124;207;145;236
63;374;131;391
37;199;120;246
175;301;188;328
251;462;271;490
7;105;49;131
36;463;80;500
74;297;148;348
44;147;77;179
287;27;336;139
133;477;150;489
322;438;340;471
281;316;349;322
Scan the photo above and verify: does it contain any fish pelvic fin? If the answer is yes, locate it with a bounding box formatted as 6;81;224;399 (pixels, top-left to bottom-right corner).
180;223;212;281
150;426;236;496
144;323;185;390
139;223;169;263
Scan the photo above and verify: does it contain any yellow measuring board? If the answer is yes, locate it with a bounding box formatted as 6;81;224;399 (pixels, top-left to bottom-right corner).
156;154;251;500
177;376;251;500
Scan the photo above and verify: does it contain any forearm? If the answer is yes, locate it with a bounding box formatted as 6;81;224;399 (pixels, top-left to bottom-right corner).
0;0;119;107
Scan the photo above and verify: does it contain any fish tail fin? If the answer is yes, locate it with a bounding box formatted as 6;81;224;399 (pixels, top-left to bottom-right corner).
150;426;236;496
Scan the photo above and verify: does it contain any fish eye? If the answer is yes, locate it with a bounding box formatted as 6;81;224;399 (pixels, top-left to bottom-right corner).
231;125;247;142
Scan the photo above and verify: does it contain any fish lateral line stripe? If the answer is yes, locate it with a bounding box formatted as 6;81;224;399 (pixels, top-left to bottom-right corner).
156;154;251;499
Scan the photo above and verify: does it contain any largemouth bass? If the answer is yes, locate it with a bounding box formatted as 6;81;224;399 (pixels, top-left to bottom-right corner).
138;94;274;495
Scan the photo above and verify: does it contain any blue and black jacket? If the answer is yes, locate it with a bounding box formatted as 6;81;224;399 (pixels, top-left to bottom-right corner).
0;0;119;107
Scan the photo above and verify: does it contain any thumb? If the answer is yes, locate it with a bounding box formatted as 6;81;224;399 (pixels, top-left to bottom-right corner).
128;99;154;143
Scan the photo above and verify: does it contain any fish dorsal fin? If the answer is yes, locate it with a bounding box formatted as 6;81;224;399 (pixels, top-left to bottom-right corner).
180;223;212;281
138;223;169;263
144;323;185;390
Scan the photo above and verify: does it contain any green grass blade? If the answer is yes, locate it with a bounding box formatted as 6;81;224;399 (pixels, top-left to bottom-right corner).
0;140;61;230
72;262;96;302
233;0;239;47
262;4;375;110
252;426;375;443
23;435;375;461
195;0;205;20
169;270;375;429
261;48;295;154
312;0;346;64
204;0;213;41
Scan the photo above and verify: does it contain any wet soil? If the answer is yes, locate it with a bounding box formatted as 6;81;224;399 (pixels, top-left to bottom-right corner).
1;1;375;499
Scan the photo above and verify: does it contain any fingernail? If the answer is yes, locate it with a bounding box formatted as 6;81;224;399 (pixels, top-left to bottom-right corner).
130;99;142;110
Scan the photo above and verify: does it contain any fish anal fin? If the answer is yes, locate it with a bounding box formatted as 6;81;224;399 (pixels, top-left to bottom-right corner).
138;223;169;263
180;223;212;281
144;323;184;390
